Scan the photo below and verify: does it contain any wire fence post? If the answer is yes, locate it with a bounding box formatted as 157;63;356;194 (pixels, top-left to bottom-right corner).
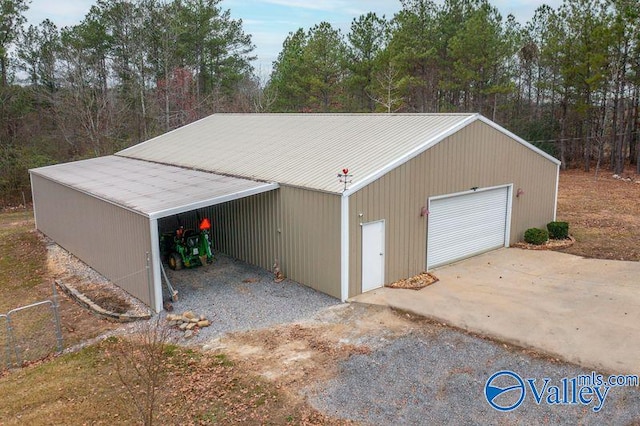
51;283;64;353
0;314;11;369
5;314;19;366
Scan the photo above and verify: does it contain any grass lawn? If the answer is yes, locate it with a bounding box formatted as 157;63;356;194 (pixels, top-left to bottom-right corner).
0;211;48;311
556;168;640;261
0;337;332;425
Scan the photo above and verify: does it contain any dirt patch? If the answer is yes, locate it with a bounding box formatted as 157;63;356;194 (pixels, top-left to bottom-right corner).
162;349;347;425
64;276;131;314
204;304;417;392
0;335;346;425
557;168;640;261
386;272;438;290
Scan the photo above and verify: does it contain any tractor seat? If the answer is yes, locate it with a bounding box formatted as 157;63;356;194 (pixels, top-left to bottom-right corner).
186;235;199;248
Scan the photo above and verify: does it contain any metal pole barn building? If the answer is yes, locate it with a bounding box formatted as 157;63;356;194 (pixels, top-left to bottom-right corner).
30;114;561;312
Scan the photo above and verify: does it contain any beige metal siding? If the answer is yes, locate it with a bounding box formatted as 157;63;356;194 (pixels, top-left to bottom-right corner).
349;120;558;297
31;174;156;309
190;187;342;298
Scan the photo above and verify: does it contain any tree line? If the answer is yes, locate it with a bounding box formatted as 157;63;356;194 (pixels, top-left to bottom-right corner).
267;0;639;175
1;0;639;206
1;0;256;205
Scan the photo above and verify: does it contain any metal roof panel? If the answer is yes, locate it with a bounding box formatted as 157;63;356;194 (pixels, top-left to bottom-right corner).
117;113;480;193
30;156;278;218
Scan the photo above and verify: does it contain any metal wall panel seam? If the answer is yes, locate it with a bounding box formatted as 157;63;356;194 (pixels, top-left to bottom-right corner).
33;176;152;306
476;115;561;166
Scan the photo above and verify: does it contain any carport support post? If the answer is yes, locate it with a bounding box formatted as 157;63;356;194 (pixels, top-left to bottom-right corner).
340;194;349;302
149;218;163;313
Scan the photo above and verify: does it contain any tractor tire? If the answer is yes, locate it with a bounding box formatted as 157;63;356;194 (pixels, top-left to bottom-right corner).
168;252;183;270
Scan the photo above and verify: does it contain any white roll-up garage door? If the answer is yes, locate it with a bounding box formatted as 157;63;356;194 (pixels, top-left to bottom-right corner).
427;186;510;269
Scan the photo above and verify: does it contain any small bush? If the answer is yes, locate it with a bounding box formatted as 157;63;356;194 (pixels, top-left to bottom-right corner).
547;221;569;239
524;228;549;245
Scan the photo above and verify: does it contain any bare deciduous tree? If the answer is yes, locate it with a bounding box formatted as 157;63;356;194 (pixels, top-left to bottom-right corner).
111;318;174;426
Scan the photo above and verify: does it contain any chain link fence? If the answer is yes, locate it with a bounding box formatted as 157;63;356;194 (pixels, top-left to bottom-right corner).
0;314;9;369
0;285;63;370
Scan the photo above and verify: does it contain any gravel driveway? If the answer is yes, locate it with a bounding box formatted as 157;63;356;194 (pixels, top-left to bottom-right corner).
161;255;639;424
163;254;339;344
307;323;640;425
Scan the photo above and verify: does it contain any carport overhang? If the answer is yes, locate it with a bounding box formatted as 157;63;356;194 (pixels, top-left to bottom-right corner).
30;155;279;312
145;179;280;314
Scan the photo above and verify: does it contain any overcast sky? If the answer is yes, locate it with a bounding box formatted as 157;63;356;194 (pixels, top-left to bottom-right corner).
23;0;563;76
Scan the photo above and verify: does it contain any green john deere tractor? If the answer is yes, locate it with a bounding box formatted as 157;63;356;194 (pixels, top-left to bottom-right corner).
161;217;213;270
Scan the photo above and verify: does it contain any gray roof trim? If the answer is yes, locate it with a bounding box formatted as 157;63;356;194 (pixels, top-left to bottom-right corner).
148;182;279;219
344;113;479;196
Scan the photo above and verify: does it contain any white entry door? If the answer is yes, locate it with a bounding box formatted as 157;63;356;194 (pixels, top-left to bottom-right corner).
362;220;385;292
427;186;510;269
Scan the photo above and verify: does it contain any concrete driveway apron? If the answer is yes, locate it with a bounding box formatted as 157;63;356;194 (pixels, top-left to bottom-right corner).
353;248;640;375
